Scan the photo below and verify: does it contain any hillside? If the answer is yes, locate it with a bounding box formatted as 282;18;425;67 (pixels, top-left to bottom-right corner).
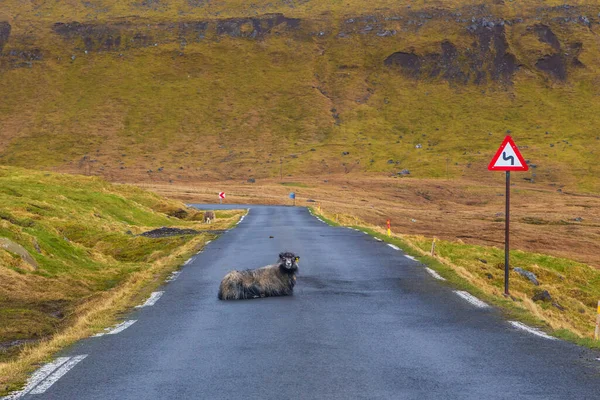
0;1;599;191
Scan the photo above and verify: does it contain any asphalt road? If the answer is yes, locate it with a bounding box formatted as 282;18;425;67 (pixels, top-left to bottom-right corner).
12;205;600;399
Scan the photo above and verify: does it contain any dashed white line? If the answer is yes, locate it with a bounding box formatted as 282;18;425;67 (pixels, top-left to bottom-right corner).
454;291;489;308
165;271;181;282
375;238;383;242
404;255;417;261
205;240;212;245
183;257;194;266
509;321;557;340
387;244;400;251
425;267;446;281
1;357;70;399
107;320;136;335
94;320;137;337
135;291;164;308
29;355;88;394
362;231;368;235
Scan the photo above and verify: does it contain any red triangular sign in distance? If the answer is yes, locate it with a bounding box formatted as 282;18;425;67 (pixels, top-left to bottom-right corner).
488;136;528;171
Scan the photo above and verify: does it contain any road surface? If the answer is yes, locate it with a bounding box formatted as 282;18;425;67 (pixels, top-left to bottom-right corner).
9;205;600;399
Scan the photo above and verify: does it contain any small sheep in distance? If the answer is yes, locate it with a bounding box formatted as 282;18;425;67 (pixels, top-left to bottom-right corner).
218;252;300;300
203;211;216;224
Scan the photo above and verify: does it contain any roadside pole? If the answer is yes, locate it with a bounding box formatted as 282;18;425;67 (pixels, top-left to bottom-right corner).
488;136;528;296
505;171;510;296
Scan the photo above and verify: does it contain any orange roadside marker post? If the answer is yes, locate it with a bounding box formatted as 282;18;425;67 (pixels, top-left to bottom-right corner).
386;219;391;237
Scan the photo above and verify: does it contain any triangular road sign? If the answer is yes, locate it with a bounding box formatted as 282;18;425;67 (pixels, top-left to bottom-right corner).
488;136;528;171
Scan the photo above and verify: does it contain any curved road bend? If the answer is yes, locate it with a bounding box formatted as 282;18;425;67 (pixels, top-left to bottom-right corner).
11;205;600;399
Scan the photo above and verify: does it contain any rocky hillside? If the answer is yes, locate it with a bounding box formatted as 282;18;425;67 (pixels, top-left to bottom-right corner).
0;1;599;191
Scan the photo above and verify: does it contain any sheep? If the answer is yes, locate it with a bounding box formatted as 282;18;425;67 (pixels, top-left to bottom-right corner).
218;252;300;300
203;210;216;224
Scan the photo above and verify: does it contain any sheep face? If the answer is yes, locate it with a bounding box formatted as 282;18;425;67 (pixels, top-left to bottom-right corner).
278;252;299;273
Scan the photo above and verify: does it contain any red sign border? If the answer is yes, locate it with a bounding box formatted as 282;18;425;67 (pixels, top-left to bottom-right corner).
219;192;226;199
488;136;529;171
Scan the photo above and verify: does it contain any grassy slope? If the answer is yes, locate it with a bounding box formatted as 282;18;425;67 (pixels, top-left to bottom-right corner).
0;1;598;191
0;166;238;366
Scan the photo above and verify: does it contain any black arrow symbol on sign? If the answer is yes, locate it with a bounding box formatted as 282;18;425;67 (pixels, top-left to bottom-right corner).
502;151;515;166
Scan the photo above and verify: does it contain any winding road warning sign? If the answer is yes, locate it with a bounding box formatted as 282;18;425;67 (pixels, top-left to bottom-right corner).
219;192;225;199
488;136;528;171
488;135;529;296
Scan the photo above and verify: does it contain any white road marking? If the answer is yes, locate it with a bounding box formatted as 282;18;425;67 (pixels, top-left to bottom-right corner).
375;238;383;242
94;320;137;337
425;267;446;281
183;257;194;266
135;291;164;308
108;320;137;335
362;231;368;235
509;321;557;340
454;291;489;308
387;244;400;251
206;240;212;245
29;355;88;394
1;357;70;399
404;255;417;261
165;271;181;282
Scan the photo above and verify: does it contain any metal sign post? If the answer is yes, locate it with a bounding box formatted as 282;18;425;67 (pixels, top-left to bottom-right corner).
488;136;528;296
504;171;510;296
